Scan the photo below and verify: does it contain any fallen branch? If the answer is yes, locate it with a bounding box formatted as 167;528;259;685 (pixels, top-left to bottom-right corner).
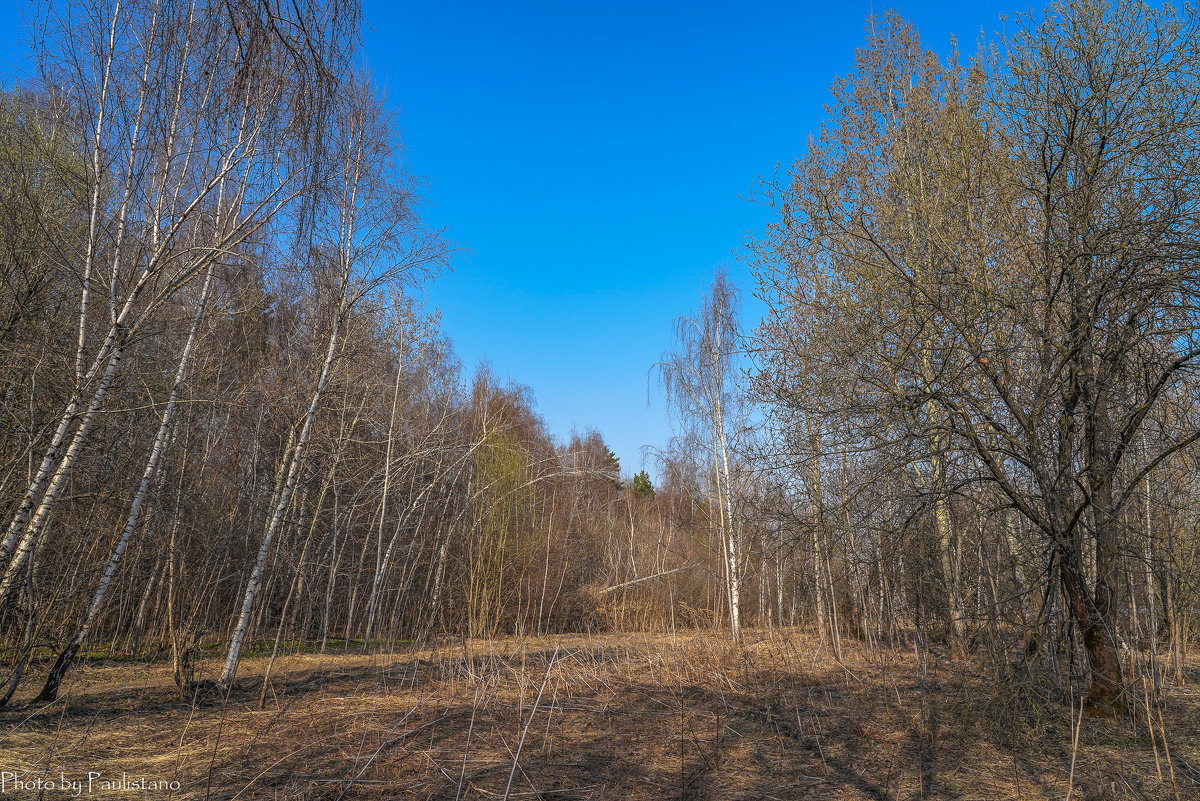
597;566;693;595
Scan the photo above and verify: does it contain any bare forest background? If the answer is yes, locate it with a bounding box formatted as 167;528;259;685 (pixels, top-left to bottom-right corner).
0;0;1197;741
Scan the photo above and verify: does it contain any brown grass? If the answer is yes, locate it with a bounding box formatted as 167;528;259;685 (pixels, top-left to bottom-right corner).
1;631;1197;800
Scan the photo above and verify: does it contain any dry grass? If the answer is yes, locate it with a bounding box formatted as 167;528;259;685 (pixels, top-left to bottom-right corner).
1;631;1197;800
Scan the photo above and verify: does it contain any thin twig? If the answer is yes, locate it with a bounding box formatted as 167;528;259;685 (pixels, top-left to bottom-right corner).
502;643;559;801
1066;694;1084;801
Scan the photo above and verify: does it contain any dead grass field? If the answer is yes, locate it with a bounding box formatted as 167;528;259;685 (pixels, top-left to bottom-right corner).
1;631;1197;800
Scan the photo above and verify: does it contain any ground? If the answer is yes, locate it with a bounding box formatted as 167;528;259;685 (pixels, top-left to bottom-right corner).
0;631;1197;800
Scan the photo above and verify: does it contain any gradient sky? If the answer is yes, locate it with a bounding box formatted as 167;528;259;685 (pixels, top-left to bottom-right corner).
0;0;1023;479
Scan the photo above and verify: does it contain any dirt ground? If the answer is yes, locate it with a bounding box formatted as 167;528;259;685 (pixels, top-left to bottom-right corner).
0;631;1197;800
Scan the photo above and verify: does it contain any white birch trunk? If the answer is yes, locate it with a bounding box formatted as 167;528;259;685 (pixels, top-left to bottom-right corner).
36;263;217;701
363;345;405;647
218;292;346;689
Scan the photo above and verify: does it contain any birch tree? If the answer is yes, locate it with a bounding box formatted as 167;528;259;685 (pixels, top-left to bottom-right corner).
659;270;747;641
218;75;441;690
0;0;350;611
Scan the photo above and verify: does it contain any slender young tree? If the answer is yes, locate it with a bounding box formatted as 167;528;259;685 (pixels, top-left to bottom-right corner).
659;270;747;641
218;74;440;690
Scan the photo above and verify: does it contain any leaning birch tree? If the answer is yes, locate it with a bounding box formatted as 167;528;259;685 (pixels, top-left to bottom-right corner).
218;75;442;690
0;0;352;612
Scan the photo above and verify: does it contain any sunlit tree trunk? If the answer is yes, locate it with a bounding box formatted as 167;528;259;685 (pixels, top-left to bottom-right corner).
36;263;217;701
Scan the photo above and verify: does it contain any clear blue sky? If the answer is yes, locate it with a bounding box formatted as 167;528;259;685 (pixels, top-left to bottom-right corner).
0;0;1023;479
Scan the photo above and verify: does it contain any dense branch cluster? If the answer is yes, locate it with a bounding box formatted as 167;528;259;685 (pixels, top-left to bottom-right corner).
743;0;1200;712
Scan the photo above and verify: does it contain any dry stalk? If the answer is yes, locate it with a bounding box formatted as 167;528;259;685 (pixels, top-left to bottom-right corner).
502;642;559;801
1141;676;1163;781
454;678;485;801
1066;694;1084;801
1153;696;1181;801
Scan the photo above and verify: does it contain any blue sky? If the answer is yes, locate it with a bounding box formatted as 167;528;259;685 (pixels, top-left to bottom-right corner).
0;0;1022;479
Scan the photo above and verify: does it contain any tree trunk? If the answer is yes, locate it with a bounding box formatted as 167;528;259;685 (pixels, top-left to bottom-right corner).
1059;546;1126;715
37;264;216;702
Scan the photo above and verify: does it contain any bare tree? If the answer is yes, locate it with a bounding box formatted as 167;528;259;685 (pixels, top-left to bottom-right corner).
659;270;748;641
218;74;441;690
751;1;1200;713
0;0;350;611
